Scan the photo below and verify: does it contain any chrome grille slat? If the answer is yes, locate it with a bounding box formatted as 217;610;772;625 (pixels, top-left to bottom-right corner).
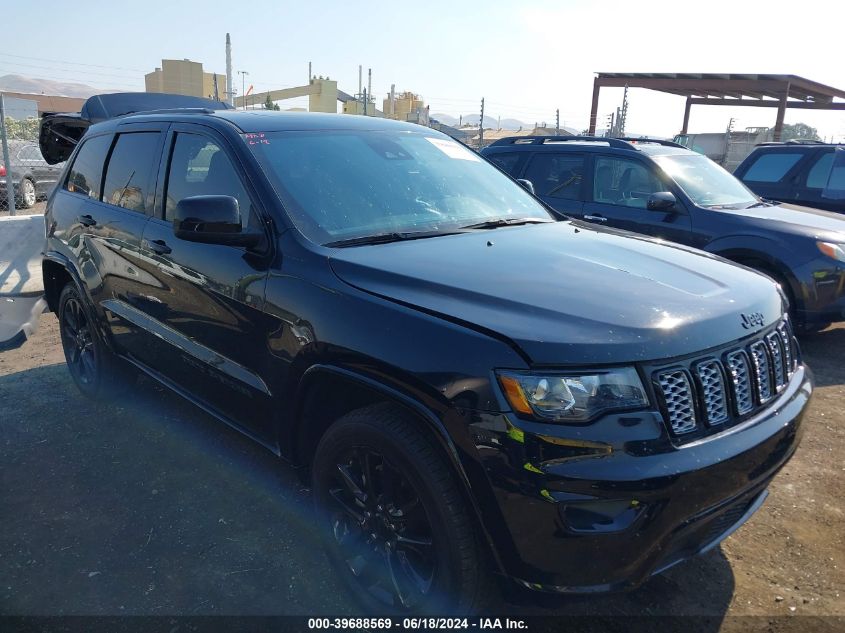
777;323;795;375
726;350;754;415
766;332;786;390
694;360;728;425
749;341;773;403
657;370;697;434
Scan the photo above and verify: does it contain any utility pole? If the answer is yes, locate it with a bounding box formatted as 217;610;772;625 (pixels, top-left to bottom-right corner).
0;94;16;215
555;108;560;135
225;33;234;106
619;85;629;136
238;70;249;110
479;98;485;149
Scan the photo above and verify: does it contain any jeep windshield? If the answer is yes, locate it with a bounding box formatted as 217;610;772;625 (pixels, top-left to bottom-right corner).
246;130;553;245
654;153;759;209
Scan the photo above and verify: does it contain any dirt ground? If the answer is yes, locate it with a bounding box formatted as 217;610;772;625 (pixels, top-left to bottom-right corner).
0;314;842;627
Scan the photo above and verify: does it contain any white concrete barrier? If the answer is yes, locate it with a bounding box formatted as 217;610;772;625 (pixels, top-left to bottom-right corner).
0;213;46;348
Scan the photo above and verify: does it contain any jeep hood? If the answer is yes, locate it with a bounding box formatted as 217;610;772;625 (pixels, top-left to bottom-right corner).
328;222;784;365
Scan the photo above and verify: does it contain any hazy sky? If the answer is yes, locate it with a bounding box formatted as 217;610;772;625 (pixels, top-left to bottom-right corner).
3;0;844;139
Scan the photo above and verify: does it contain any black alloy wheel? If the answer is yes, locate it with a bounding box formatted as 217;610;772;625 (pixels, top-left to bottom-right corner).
327;447;436;610
57;283;132;399
312;404;495;614
59;292;98;387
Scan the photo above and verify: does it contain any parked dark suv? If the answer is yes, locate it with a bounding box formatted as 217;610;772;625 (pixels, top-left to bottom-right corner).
40;96;811;613
482;136;845;332
0;139;64;209
734;141;845;214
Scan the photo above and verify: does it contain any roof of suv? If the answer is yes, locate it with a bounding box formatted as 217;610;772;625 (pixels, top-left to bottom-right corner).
482;135;696;157
755;141;844;148
93;109;429;135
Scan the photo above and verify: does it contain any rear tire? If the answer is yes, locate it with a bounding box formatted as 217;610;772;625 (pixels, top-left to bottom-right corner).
57;283;133;400
311;403;496;614
17;178;36;209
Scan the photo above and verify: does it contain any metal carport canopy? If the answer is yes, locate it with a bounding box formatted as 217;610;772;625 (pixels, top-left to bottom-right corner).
587;73;845;140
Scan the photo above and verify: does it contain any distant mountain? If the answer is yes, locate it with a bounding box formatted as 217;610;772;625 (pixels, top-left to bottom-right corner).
0;74;111;98
431;112;459;126
455;114;531;131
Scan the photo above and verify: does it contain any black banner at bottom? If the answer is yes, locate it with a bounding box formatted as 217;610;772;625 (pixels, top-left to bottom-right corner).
0;616;842;633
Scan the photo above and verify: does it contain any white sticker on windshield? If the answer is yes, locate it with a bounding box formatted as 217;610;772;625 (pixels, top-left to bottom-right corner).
425;137;481;161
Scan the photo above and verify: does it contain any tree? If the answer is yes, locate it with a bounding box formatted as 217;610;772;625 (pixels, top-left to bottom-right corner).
781;122;820;141
263;94;280;111
1;116;40;141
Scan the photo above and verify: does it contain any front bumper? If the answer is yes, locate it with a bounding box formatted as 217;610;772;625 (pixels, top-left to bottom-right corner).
470;365;812;592
794;257;845;325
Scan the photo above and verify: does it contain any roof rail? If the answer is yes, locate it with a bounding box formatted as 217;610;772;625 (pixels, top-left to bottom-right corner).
488;135;635;149
756;139;840;146
123;107;221;117
613;136;687;149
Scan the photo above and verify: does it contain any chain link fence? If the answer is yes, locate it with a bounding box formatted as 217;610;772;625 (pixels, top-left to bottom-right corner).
1;95;60;214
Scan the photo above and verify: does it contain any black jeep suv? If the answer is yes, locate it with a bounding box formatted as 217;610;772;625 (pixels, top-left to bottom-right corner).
482;136;845;332
40;96;811;613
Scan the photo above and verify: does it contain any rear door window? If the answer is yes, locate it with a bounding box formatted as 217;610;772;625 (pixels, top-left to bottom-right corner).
102;132;162;213
523;153;584;200
822;150;845;200
65;134;112;199
805;152;834;189
742;152;803;182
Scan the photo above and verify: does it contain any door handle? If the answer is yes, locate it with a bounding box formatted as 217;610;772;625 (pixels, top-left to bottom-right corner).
143;239;172;255
583;214;608;223
77;214;97;227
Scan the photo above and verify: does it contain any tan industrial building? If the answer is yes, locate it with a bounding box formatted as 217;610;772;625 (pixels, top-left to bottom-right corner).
383;91;426;122
237;77;340;113
145;59;225;101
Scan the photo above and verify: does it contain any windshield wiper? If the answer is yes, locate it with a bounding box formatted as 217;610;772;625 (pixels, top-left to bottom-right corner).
458;217;554;230
745;200;771;208
325;230;463;248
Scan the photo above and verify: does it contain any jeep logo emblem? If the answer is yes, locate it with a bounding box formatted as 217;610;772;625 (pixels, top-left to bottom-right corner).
741;312;765;329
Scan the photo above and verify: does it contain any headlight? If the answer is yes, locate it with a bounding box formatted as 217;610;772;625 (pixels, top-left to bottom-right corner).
817;241;845;262
497;367;649;423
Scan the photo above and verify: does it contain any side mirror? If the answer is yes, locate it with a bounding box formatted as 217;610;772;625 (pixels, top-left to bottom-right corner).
516;179;535;195
173;195;262;247
647;191;677;211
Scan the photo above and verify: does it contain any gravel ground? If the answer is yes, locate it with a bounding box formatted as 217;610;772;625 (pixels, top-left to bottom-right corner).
0;314;842;627
0;201;46;217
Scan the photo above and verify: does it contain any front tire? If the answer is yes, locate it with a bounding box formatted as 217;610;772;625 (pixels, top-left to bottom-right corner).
312;404;496;614
58;283;131;400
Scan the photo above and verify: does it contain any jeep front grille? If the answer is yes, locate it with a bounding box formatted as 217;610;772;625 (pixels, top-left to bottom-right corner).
653;319;797;439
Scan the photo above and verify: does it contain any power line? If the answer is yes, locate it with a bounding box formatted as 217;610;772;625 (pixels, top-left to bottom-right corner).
0;59;146;81
0;52;147;73
0;68;142;91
